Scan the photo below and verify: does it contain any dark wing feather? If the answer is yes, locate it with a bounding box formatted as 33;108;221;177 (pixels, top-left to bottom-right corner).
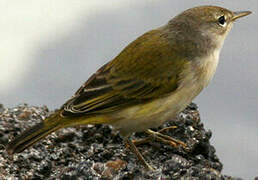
62;29;188;116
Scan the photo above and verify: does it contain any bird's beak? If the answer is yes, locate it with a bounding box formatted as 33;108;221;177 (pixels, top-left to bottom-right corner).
232;11;252;21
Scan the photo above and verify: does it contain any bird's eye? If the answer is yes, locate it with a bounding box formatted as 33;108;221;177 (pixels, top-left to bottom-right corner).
218;16;226;26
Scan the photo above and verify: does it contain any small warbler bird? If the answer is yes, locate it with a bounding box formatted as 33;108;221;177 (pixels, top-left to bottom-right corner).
6;5;251;170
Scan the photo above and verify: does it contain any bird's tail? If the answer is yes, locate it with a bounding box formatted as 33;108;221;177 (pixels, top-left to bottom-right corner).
6;111;64;155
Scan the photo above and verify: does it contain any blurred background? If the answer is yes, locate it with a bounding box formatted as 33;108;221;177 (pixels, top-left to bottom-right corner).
0;0;257;179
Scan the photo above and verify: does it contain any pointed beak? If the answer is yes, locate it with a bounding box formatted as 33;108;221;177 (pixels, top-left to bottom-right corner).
232;11;252;21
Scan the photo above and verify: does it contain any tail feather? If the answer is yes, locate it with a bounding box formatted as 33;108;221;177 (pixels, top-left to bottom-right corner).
6;112;62;155
6;110;113;155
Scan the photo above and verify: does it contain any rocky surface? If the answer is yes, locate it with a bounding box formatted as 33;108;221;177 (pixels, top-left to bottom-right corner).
0;103;241;179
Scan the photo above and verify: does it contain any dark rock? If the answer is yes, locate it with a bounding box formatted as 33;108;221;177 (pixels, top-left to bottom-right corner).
0;103;241;179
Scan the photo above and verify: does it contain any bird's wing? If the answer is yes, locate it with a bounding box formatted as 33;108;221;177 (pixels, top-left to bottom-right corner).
62;29;189;116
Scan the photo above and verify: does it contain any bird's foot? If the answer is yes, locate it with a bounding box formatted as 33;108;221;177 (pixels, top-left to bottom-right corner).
131;126;186;148
124;126;187;171
145;128;187;148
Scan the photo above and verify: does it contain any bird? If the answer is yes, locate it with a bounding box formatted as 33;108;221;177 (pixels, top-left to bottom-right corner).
6;5;251;170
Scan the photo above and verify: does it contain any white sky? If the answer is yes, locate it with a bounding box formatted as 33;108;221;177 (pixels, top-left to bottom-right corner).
0;0;146;90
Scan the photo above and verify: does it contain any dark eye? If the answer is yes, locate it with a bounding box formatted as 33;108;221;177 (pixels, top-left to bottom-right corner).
218;16;226;26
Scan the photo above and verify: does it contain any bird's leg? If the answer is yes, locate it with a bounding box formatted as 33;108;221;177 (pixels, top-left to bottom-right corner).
131;137;150;146
131;126;177;146
124;137;154;171
158;126;178;133
132;126;186;148
145;128;186;148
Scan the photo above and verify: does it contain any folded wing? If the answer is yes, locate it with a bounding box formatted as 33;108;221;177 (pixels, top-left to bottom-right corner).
62;29;188;116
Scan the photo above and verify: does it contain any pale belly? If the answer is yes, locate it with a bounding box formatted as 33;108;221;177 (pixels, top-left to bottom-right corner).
110;82;203;136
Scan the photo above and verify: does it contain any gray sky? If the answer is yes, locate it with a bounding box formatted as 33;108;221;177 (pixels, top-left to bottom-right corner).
0;1;257;179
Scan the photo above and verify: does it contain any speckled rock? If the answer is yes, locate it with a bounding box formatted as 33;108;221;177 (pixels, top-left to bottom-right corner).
0;103;241;179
